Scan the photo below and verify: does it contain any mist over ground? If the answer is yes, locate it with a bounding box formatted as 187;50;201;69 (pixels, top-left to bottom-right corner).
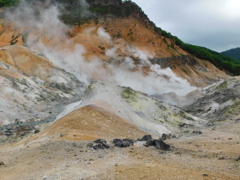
4;0;196;96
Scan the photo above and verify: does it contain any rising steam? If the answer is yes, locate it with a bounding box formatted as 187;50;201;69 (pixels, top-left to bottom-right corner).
3;0;196;96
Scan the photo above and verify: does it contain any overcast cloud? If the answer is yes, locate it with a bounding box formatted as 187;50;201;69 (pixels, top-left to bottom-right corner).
132;0;240;52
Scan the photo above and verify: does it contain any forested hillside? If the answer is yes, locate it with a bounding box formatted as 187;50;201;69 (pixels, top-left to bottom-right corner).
221;47;240;61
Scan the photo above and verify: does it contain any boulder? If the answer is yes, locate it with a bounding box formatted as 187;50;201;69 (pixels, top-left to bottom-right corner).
139;135;171;150
113;139;134;148
34;130;40;133
115;141;123;147
94;139;107;144
144;139;155;147
92;143;109;150
92;139;109;150
138;135;152;141
154;139;170;150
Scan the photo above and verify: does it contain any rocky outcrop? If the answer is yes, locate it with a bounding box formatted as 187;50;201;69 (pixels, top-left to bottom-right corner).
150;55;198;68
0;45;87;126
182;77;240;122
113;139;135;147
81;81;205;136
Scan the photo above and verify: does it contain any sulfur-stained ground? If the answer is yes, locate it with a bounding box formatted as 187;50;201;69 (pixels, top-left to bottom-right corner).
0;111;239;180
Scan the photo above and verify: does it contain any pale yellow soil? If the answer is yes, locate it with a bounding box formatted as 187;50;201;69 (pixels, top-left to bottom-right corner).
31;105;148;142
0;115;239;180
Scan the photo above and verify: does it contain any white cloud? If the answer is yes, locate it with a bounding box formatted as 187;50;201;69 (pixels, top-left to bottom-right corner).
132;0;240;52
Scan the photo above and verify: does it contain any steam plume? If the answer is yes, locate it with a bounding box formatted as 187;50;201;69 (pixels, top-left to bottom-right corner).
3;0;196;96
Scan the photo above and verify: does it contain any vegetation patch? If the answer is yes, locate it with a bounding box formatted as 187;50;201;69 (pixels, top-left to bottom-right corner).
181;68;188;75
179;110;195;121
155;102;167;111
0;0;20;7
89;4;122;17
121;87;137;102
226;102;240;115
156;28;240;75
217;81;228;89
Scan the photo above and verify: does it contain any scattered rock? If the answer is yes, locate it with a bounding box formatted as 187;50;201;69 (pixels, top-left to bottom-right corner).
161;133;174;140
192;131;202;135
179;123;194;128
161;133;167;140
218;157;225;160
34;130;40;133
141;135;170;150
113;139;134;148
93;143;110;150
92;139;110;150
175;151;181;155
235;156;240;161
155;139;170;150
115;141;123;147
138;135;152;141
94;139;107;144
144;139;155;147
0;162;4;166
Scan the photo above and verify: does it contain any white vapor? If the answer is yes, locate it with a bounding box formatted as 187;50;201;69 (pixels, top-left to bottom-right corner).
4;0;196;96
97;27;112;44
5;2;68;40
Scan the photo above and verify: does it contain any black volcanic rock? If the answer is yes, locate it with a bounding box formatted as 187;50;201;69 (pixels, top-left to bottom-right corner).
138;135;152;141
113;139;134;148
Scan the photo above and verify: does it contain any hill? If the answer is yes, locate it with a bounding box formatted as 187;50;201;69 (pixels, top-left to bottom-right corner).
221;47;240;61
0;0;229;88
0;45;87;126
54;0;240;76
1;0;239;76
0;1;240;179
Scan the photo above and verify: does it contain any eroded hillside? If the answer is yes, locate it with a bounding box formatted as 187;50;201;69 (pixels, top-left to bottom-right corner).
0;1;228;88
0;1;240;180
0;45;87;126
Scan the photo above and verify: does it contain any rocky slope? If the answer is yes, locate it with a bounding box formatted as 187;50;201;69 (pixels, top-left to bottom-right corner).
0;0;228;88
183;76;240;122
155;76;240;123
0;1;239;179
0;77;239;179
0;45;87;126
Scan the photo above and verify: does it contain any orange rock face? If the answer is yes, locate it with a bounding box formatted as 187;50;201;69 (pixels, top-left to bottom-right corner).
0;16;228;88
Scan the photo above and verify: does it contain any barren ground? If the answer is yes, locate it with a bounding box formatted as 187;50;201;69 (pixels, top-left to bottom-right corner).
0;116;239;180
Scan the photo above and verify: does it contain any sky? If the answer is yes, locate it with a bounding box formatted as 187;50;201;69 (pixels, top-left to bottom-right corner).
132;0;240;52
